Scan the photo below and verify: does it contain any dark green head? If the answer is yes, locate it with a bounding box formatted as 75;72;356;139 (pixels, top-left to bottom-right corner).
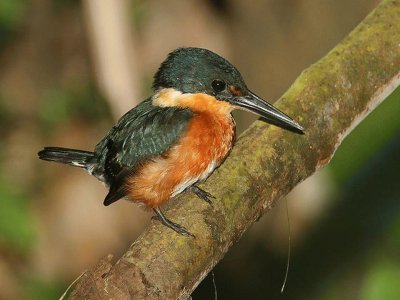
153;47;246;95
153;47;304;134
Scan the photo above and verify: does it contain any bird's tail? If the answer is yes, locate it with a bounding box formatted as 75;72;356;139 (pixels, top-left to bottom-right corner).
38;147;95;168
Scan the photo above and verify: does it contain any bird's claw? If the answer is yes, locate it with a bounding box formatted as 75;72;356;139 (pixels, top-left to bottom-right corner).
165;220;195;238
190;186;215;207
152;208;195;238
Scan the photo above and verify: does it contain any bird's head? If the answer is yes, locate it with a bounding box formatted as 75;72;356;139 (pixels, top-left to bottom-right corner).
152;47;304;134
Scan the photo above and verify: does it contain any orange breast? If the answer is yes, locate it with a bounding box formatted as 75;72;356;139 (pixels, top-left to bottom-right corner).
126;94;235;208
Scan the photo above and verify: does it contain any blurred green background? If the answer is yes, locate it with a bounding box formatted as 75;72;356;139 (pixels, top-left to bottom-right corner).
0;0;399;299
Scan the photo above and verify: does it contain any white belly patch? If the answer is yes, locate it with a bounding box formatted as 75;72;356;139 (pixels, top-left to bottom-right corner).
171;160;217;197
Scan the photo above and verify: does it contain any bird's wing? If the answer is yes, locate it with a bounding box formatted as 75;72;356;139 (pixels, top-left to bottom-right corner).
93;98;194;205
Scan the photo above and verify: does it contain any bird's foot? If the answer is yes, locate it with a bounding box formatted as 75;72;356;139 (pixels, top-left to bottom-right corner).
152;208;195;238
190;185;215;207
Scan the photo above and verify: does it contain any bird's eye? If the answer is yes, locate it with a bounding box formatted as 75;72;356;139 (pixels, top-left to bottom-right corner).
211;79;226;93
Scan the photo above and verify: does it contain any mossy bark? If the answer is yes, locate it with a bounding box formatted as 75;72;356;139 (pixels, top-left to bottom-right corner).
70;1;400;299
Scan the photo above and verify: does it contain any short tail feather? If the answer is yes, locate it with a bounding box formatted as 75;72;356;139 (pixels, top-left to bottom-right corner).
38;147;94;168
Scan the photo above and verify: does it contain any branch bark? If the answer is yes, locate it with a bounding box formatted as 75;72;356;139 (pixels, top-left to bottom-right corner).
70;0;400;299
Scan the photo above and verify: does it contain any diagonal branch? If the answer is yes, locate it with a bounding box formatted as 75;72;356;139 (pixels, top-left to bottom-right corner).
70;0;400;299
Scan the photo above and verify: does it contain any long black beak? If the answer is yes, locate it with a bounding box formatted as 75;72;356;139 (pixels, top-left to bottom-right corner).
231;91;304;134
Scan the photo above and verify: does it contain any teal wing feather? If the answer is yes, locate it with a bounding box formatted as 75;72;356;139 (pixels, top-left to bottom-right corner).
92;98;194;205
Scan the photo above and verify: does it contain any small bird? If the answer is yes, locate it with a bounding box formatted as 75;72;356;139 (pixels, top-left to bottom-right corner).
38;47;303;237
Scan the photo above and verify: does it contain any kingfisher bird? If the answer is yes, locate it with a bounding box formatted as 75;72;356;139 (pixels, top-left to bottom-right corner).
38;47;303;237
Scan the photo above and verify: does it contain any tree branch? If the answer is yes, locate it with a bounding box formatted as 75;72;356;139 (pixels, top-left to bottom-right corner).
70;0;400;299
